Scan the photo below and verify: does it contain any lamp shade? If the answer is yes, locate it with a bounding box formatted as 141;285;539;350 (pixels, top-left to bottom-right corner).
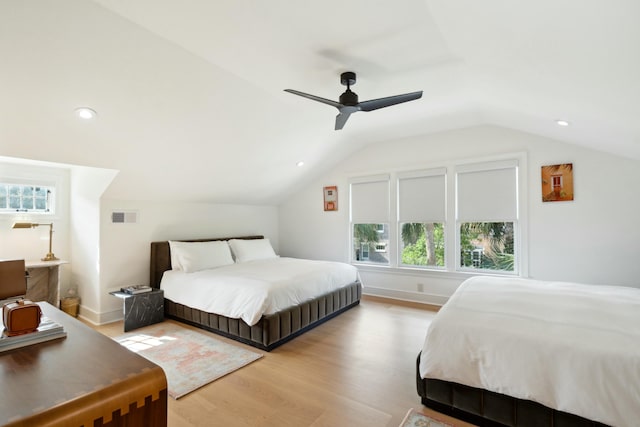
12;222;34;229
11;222;58;261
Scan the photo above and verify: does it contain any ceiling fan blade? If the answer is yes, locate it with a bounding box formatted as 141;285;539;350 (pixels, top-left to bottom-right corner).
358;91;423;112
284;89;342;108
335;112;352;130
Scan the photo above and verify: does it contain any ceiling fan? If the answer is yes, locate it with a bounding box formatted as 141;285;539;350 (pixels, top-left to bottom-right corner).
284;71;423;130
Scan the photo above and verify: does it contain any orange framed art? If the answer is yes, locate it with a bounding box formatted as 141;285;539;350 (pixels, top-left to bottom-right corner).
323;186;338;211
541;163;574;202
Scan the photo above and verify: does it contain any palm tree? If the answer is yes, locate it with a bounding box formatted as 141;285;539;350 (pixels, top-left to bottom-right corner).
460;222;514;270
401;223;436;265
424;223;436;265
401;223;422;245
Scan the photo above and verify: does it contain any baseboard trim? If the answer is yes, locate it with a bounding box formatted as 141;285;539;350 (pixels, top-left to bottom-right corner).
98;309;123;325
362;286;449;307
78;305;122;326
77;304;99;324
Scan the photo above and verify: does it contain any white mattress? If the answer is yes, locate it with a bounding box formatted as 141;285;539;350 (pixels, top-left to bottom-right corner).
160;257;360;326
419;276;640;427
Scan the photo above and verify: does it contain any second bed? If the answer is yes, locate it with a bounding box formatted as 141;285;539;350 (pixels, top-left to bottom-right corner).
417;275;640;427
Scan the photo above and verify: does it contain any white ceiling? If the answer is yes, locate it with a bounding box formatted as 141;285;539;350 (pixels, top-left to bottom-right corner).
1;0;639;204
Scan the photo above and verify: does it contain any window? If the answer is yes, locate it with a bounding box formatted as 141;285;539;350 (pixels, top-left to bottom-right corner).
0;183;54;213
360;241;370;260
456;160;519;273
551;175;562;192
350;175;390;265
349;155;525;275
397;169;446;268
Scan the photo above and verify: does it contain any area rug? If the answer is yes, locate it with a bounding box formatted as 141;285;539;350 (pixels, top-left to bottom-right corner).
399;408;453;427
114;322;263;399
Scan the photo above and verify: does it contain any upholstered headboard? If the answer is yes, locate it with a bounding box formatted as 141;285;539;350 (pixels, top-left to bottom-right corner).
149;235;264;288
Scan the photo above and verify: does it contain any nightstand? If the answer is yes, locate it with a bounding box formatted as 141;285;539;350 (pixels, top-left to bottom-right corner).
109;288;164;332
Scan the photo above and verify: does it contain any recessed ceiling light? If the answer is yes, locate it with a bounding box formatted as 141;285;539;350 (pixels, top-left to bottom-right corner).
75;107;97;120
296;161;305;167
556;119;570;127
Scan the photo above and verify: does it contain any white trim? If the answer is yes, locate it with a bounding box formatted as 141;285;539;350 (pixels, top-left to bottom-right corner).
396;167;447;179
348;174;390;184
454;158;519;173
356;262;516;281
79;305;124;326
362;286;449;306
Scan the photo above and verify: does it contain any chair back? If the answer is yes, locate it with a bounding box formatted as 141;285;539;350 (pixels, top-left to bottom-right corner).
0;259;27;300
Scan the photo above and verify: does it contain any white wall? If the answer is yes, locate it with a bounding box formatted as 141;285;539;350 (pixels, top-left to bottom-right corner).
98;200;279;323
278;125;640;304
69;165;118;323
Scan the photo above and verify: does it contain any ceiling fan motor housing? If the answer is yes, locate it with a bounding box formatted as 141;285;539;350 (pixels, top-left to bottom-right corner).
340;89;358;106
339;71;359;105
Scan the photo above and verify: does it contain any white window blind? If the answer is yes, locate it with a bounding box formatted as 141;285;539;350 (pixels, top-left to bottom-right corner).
350;175;390;223
398;168;446;222
456;160;518;221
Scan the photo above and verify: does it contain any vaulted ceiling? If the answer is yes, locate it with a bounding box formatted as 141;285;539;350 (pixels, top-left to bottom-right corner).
1;1;639;204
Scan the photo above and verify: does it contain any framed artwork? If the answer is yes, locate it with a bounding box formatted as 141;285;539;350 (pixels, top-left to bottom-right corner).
323;186;338;211
541;163;574;202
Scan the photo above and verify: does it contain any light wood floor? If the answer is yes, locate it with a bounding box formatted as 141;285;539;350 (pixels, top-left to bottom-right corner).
91;296;476;427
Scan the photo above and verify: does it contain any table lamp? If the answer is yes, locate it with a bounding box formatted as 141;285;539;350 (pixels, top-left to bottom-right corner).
12;222;59;261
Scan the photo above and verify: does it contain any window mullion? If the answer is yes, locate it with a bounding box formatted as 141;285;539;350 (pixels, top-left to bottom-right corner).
388;174;398;267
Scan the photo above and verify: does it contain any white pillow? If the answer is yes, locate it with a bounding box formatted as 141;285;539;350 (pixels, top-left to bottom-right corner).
228;238;277;263
169;240;234;273
168;240;187;270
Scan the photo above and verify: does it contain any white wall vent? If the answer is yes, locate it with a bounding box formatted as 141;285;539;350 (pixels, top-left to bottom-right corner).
111;211;138;224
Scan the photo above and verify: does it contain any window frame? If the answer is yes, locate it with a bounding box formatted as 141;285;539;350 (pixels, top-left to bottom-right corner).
0;162;66;218
349;174;391;266
0;183;55;214
396;167;447;271
348;153;528;277
454;159;521;275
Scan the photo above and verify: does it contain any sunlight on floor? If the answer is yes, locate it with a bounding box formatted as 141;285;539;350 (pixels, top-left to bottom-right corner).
118;334;177;352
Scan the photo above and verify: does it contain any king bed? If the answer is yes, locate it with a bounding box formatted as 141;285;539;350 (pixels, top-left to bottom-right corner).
150;236;361;351
416;276;640;427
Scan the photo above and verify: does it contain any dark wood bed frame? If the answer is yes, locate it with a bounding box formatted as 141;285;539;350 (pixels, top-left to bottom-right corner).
150;236;361;351
416;353;609;427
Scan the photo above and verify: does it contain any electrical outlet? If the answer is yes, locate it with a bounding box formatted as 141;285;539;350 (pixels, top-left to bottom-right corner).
417;283;424;292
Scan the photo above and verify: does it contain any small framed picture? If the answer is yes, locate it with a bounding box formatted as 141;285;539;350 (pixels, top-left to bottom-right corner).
323;186;338;211
541;163;574;202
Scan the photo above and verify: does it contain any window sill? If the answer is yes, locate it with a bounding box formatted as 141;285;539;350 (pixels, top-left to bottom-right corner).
352;263;520;281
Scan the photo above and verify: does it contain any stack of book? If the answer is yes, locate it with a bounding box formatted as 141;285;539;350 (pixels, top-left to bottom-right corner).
0;316;67;353
120;285;153;295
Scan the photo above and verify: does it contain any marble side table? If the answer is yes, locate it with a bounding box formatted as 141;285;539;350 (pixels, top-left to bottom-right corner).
25;259;69;308
109;289;164;332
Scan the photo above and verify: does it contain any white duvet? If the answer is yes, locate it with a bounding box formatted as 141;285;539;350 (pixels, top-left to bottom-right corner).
160;257;360;326
419;276;640;427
